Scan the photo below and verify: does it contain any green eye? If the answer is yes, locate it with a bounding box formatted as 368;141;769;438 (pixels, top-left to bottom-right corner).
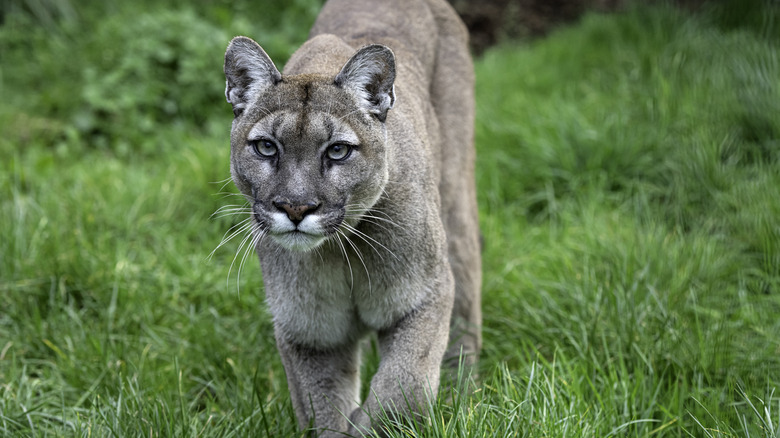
326;143;352;161
251;139;277;158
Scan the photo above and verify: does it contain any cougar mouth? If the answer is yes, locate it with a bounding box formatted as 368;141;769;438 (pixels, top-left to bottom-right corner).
253;204;346;252
271;229;328;251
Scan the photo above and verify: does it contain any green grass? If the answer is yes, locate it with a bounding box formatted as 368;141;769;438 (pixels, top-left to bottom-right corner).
1;1;779;436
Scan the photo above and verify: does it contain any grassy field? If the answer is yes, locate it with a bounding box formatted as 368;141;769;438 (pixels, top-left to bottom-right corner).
1;0;779;436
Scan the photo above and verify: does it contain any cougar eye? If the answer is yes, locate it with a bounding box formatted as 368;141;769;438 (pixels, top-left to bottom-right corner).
250;139;278;158
326;143;352;161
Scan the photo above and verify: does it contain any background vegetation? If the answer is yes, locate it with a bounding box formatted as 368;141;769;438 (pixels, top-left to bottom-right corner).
1;0;778;436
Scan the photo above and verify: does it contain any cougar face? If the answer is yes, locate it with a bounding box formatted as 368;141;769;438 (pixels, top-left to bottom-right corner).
229;74;390;251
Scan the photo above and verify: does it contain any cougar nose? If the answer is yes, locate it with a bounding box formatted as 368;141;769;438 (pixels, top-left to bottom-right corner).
272;199;321;225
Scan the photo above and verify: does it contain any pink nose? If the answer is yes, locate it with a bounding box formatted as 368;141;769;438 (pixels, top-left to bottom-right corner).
272;200;320;224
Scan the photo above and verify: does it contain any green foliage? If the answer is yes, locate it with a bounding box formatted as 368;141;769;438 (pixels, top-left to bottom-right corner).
76;9;230;152
0;0;320;156
474;3;780;435
1;1;779;437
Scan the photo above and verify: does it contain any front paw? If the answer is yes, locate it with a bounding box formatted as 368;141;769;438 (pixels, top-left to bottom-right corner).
346;408;376;437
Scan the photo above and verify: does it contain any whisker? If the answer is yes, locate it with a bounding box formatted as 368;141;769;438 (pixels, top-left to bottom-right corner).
313;243;325;263
343;206;402;233
228;221;262;292
211;210;253;221
212;211;253;221
344;204;398;223
215;192;248;200
210;176;233;186
342;222;400;262
212;202;250;211
208;216;255;260
236;224;263;295
211;204;252;219
339;226;371;293
334;231;355;292
345;214;395;234
209;177;239;196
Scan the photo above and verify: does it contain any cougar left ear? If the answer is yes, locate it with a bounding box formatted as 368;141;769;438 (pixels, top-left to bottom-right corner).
335;45;396;122
224;36;282;117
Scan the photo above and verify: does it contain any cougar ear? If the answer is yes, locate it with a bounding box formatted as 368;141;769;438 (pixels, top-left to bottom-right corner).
224;36;282;117
335;45;396;122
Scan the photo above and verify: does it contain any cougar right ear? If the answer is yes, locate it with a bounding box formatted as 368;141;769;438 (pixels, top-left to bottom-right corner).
224;36;282;117
335;45;396;122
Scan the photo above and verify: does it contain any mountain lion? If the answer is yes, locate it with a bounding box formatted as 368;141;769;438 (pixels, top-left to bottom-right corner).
223;0;480;435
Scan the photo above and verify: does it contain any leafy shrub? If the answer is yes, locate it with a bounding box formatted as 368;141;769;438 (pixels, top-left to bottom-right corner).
75;9;229;154
1;0;321;156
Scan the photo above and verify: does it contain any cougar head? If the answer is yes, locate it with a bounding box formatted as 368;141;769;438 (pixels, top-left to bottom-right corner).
224;36;396;251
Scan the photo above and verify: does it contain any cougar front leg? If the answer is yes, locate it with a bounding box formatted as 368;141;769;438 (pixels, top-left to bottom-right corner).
348;281;454;436
276;335;361;437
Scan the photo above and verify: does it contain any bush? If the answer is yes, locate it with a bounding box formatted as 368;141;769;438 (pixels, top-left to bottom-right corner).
74;10;228;153
1;0;321;157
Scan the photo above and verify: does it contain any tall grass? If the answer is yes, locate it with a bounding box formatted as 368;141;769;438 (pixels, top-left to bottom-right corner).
1;1;778;436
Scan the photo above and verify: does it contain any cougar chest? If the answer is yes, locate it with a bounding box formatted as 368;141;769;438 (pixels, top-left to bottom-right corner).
263;255;360;348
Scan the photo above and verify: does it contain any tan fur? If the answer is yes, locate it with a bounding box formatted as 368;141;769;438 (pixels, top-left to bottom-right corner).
223;0;480;435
